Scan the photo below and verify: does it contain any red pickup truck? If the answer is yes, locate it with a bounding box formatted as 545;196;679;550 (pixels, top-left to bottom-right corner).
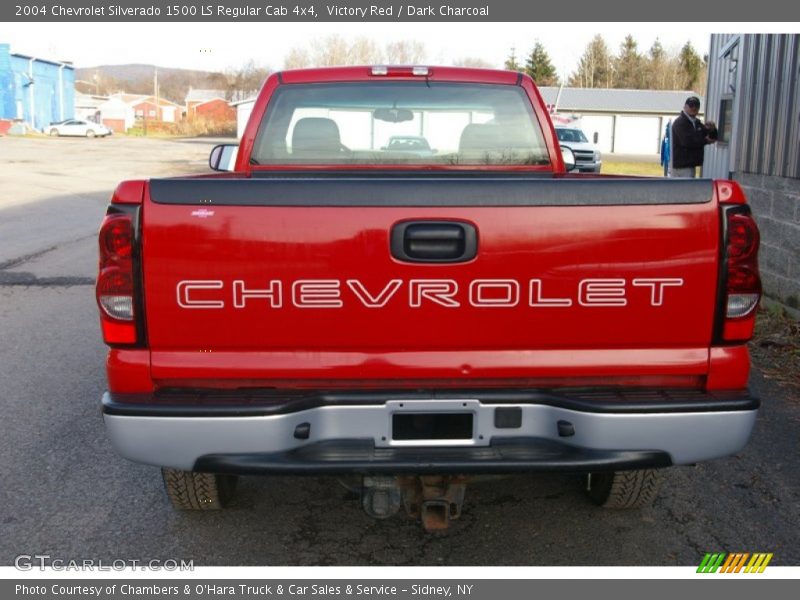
97;66;761;530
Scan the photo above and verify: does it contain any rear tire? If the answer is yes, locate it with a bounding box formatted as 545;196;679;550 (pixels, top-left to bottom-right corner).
86;130;96;138
161;468;238;510
586;469;663;509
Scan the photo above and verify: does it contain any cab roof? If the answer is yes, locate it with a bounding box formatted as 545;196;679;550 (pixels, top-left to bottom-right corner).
277;65;522;85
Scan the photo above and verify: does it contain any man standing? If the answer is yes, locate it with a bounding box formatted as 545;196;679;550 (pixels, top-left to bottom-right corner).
670;96;717;178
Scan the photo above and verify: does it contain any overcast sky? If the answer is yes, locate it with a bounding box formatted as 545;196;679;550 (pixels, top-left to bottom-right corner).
4;22;720;78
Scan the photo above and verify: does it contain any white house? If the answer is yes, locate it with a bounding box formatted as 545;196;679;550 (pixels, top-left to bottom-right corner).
74;92;107;123
232;97;256;138
97;95;136;133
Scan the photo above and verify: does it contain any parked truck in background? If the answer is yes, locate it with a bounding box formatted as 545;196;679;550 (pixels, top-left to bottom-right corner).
554;125;602;173
97;66;761;530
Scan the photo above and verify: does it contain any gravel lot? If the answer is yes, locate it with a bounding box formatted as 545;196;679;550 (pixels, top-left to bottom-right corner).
0;135;798;566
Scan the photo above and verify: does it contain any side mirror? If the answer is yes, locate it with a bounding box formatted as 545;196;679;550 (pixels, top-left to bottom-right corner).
209;144;238;172
593;132;599;144
561;146;577;172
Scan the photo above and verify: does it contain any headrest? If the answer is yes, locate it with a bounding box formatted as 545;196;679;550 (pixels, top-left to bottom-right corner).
291;118;342;154
459;124;497;153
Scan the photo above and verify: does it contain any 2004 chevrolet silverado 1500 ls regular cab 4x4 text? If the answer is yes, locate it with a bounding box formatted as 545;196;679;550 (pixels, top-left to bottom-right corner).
97;66;762;530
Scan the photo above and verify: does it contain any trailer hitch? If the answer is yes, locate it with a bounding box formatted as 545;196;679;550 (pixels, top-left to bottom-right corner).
401;475;469;531
361;475;469;531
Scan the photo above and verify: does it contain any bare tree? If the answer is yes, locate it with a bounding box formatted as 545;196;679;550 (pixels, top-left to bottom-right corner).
568;35;613;88
348;37;384;64
223;60;271;102
309;35;351;66
283;36;427;69
301;35;384;67
384;40;427;64
451;57;495;68
284;47;310;70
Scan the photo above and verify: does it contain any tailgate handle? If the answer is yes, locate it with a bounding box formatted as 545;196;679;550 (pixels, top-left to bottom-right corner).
391;221;477;263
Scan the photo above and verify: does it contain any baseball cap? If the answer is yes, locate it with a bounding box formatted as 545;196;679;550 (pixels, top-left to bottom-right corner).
685;96;701;108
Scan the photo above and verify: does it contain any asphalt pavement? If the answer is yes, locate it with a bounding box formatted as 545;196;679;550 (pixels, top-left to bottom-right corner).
0;135;798;566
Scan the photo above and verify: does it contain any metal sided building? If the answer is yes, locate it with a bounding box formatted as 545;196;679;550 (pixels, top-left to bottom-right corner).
0;43;75;131
705;34;800;307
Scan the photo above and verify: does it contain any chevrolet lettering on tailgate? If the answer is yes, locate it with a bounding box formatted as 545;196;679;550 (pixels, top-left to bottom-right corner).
175;278;685;309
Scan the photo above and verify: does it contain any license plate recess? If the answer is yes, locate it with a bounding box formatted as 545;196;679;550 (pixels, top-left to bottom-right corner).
392;412;473;441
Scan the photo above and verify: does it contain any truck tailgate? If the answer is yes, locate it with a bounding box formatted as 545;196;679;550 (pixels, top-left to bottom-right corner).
142;177;720;385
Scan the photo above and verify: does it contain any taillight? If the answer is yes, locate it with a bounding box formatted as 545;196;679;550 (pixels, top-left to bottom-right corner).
725;212;761;320
97;269;134;320
101;218;133;259
96;209;139;345
719;182;761;341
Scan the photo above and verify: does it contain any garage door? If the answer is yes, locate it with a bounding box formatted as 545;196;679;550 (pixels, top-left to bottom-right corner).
580;115;614;153
615;116;661;154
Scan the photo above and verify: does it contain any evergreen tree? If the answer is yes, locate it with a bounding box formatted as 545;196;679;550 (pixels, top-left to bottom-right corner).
646;38;667;89
679;41;704;90
524;41;559;85
649;38;665;62
614;35;645;89
504;47;522;72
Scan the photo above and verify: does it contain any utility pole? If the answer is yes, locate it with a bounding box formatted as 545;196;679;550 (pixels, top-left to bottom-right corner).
154;67;159;122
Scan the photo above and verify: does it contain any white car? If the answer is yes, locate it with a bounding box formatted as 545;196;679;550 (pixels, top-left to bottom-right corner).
382;135;437;156
554;126;601;173
48;120;112;138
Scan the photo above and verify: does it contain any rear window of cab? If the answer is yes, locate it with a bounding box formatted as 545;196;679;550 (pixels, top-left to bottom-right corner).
251;82;550;166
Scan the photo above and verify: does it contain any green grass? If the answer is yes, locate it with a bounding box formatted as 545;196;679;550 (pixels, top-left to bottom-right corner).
601;161;665;177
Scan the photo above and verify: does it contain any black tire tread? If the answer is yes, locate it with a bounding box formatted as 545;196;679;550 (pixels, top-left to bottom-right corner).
161;468;235;510
588;469;663;509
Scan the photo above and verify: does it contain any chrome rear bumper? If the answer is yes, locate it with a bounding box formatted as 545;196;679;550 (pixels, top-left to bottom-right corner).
102;390;758;472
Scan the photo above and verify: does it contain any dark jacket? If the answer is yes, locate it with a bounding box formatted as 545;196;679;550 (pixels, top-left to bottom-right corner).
671;112;716;169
